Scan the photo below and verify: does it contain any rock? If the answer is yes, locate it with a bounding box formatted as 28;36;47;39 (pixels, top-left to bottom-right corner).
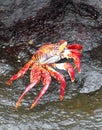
80;70;102;93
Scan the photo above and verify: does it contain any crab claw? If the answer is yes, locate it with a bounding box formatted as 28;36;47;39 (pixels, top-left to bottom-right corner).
63;44;82;73
68;49;81;73
52;62;75;82
67;44;83;52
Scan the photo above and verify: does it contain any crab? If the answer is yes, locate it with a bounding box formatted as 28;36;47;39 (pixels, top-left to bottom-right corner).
6;40;82;109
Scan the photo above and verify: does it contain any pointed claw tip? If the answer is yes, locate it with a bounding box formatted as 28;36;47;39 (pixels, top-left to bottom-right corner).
78;69;81;73
15;102;20;110
60;96;64;101
71;79;75;82
30;103;36;110
6;80;12;86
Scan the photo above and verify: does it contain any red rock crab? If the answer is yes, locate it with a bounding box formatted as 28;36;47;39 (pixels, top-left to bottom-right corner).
6;40;82;109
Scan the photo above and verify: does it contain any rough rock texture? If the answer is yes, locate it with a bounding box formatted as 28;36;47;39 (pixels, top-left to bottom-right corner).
0;0;102;93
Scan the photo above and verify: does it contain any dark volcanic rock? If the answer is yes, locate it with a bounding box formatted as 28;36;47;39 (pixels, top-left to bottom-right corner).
0;0;102;93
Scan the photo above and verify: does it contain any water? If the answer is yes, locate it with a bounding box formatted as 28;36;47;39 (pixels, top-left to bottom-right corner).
0;80;102;129
0;0;102;129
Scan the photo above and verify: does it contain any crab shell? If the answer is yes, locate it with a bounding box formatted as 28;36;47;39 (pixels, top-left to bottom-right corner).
6;40;82;109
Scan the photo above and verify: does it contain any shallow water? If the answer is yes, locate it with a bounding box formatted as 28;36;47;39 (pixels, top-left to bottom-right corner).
0;80;102;130
0;0;102;130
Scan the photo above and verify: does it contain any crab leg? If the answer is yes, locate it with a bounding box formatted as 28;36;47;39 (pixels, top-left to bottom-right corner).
52;62;75;82
46;65;66;101
30;68;51;109
6;60;34;85
15;64;41;109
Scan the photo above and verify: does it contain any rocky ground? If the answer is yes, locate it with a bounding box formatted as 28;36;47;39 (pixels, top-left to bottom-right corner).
0;0;102;93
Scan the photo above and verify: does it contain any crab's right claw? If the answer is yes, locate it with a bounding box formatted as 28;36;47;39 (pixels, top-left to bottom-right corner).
63;44;83;73
67;44;83;52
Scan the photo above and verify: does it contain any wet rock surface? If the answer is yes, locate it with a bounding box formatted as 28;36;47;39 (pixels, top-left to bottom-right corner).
0;0;102;93
0;0;102;129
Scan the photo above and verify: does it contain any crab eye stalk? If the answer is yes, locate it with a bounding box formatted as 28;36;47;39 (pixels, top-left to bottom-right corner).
59;40;67;52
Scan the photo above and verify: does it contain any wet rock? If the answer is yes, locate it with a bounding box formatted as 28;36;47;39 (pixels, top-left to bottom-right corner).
79;45;102;93
0;63;13;76
80;70;102;93
0;0;102;94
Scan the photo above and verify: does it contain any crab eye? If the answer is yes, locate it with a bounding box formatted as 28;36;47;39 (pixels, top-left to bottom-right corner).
59;41;67;52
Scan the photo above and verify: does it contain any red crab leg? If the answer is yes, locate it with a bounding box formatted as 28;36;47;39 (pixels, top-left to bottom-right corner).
30;68;51;109
52;62;75;82
15;65;41;109
46;65;66;101
6;60;34;85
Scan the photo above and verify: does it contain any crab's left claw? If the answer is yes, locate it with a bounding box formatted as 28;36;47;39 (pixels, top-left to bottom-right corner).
63;44;83;73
